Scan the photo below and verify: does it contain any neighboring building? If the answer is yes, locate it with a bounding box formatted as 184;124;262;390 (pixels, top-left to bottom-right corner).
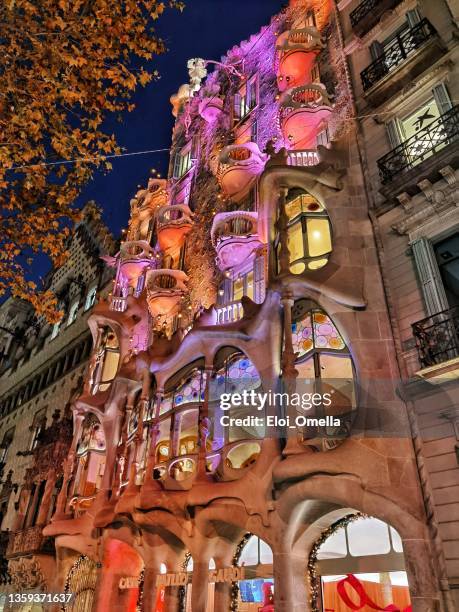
336;0;459;605
7;1;454;611
0;202;115;593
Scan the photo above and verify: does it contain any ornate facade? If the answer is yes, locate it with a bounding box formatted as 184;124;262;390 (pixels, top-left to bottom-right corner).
4;0;457;611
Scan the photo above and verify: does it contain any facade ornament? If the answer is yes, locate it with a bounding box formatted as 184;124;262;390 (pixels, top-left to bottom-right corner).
396;191;413;213
439;165;457;186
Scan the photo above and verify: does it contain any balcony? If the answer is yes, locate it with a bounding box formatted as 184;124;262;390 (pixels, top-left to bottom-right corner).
156;204;194;252
287;149;319;167
211;211;262;271
217;143;267;203
276;25;322;92
6;525;54;559
350;0;402;37
198;96;224;124
119;241;158;288
377;105;459;188
279;84;332;150
215;300;244;324
361;19;443;105
145;269;189;318
413;306;459;381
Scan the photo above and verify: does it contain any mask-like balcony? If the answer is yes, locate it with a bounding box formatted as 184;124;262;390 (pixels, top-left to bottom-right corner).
131;179;168;221
211;211;262;271
198;96;224;123
217;143;267;202
146;269;189;318
156;204;194;252
412;305;459;382
350;0;403;37
276;26;323;92
361;19;443;107
119;241;157;289
279;84;332;150
377;105;459;191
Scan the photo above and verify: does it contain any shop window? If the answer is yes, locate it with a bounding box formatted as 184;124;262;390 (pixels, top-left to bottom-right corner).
233;75;258;124
275;190;332;275
316;516;410;612
67;301;79;326
90;326;120;394
74;414;106;498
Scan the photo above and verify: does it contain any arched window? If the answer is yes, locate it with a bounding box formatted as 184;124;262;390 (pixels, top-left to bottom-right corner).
236;535;274;610
153;364;206;482
73;414;106;498
289;299;355;447
275;190;332;274
315;516;410;612
210;349;264;475
90;326;120;394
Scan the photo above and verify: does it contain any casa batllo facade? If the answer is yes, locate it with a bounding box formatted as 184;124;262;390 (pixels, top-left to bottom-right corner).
10;0;457;611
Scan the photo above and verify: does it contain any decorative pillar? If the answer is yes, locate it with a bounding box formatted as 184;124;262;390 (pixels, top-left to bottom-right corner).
273;551;309;612
196;365;213;482
163;586;180;612
190;559;210;612
142;566;160;612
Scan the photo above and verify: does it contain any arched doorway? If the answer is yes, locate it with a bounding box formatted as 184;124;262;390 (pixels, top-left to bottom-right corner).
63;555;98;612
311;515;411;612
234;535;274;612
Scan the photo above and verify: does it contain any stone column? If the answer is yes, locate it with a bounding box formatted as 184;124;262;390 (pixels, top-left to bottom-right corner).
163;586;180;612
273;551;309;612
402;537;444;612
191;559;209;612
142;566;160;612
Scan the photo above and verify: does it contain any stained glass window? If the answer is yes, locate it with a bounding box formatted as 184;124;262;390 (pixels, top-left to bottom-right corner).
214;353;261;394
292;310;346;359
173;368;206;407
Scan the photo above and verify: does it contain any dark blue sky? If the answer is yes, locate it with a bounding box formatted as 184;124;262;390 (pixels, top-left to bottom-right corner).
79;0;283;238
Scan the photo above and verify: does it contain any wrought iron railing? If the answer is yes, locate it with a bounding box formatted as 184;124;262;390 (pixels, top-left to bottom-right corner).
377;105;459;184
361;19;437;91
350;0;401;32
412;305;459;368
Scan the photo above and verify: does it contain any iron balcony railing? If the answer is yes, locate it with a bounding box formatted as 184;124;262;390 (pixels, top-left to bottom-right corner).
412;305;459;368
350;0;401;32
377;105;459;184
361;19;437;91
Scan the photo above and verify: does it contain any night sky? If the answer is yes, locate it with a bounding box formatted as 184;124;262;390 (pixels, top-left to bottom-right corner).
79;0;283;239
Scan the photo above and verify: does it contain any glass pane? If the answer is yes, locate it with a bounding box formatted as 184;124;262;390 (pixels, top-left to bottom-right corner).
307;218;331;257
238;536;259;566
295;357;315;379
312;312;346;350
260;539;273;564
177;409;199;456
155;417;172;463
290;261;306;274
292;314;313;358
347;518;391;557
233;277;244;301
245;271;254;299
308;257;328;270
390;527;404;553
159;392;173;415
320;355;355;415
174;369;205;406
227;355;261;392
317;528;347;559
287;221;304;263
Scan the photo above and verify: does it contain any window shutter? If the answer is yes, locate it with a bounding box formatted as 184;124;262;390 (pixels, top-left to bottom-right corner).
386;118;405;148
254;254;266;304
432;82;453;115
406;8;422;28
370;41;384;60
411;237;449;316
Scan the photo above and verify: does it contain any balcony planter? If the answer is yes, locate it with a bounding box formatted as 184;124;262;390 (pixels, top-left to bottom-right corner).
145;269;189;318
279;84;332;149
198;96;225;123
156;204;194;251
217;142;267;202
211;211;263;270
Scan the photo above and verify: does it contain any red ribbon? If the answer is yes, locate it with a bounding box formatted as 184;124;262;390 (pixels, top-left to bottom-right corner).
334;574;412;612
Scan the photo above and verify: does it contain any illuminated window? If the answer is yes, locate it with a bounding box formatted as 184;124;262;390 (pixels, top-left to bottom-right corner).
233;75;258;124
275;190;332;274
90;327;120;394
74;414;106;497
288;300;355;444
